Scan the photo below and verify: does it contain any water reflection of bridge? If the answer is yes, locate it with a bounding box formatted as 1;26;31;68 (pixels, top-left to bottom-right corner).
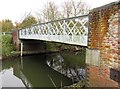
47;51;86;82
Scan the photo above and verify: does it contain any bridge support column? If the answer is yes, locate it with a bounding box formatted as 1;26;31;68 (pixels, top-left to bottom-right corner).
20;42;23;57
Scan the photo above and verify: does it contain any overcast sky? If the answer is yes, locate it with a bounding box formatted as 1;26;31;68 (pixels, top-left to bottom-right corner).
0;0;117;23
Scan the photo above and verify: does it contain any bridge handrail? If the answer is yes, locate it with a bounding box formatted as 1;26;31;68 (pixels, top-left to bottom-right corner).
19;14;88;31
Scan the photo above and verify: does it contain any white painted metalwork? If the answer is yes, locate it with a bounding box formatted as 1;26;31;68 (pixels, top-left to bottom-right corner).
19;15;88;46
20;42;23;57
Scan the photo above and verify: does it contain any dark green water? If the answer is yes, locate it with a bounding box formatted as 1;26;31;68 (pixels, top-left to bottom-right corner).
1;51;120;88
1;51;86;88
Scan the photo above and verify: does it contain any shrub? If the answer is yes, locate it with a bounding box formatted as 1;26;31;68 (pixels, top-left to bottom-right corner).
2;35;14;56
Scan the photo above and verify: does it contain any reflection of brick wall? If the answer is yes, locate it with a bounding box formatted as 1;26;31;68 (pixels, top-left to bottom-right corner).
101;11;120;71
87;65;119;87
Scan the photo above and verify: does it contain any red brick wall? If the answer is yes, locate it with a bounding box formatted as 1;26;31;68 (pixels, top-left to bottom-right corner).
101;11;120;71
88;2;119;49
12;30;20;50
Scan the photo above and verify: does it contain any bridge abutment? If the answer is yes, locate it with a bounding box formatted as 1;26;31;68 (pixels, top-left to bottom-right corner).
88;1;120;71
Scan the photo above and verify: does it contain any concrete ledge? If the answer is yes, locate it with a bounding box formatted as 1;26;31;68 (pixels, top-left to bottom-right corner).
86;48;100;66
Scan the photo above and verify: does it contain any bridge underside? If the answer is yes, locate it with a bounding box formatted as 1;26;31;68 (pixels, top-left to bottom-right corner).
19;35;88;46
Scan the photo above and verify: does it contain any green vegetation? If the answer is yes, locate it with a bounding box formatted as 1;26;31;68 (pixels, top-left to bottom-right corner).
0;34;2;56
62;80;85;89
46;41;85;52
1;19;13;32
46;42;63;51
16;15;37;29
2;35;15;57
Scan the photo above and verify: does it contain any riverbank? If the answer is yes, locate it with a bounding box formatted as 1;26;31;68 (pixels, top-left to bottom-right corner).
10;46;85;57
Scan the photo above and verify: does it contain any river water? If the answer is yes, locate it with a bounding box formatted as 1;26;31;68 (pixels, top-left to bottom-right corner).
1;50;120;88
